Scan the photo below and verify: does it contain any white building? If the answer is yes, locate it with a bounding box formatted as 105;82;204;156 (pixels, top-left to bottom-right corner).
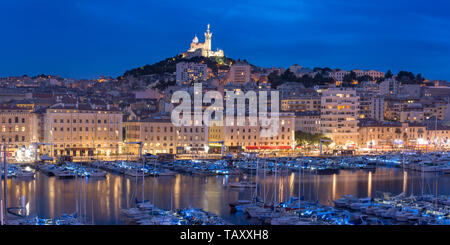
379;78;399;95
371;96;384;121
330;69;385;82
320;88;360;148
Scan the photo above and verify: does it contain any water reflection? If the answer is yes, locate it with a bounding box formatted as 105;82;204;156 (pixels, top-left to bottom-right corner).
3;167;450;224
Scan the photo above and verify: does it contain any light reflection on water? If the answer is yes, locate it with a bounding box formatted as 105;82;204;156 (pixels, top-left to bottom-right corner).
3;167;450;224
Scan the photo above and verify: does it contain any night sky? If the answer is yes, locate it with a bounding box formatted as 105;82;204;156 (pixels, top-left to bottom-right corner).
1;0;449;80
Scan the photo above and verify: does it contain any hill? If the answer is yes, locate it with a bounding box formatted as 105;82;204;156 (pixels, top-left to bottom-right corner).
119;55;249;79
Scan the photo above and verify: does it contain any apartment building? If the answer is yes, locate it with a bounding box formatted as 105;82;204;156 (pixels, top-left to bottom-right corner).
281;96;321;112
229;62;251;84
320;88;359;148
43;103;123;158
0;105;39;161
176;62;207;85
294;111;321;135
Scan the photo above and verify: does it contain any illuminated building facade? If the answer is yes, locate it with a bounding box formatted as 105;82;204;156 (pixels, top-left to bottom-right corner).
320;87;359;148
358;120;427;150
124;119;177;154
294;111;321;135
0;105;39;161
281;96;321;112
181;24;224;58
43;103;123;159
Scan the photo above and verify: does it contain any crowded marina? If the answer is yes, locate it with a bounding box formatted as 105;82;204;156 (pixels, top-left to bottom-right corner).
0;151;449;225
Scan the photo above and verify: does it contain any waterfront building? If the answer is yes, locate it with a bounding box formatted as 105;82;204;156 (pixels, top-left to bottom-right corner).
225;112;296;152
176;123;208;154
0;105;40;161
124;117;208;155
42;103;123;159
426;123;450;149
124;118;177;154
320;87;359;148
358;120;403;150
358;120;427;150
294;111;321;135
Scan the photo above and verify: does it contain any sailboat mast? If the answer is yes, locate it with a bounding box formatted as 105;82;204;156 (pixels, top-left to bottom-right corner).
255;154;258;203
0;144;3;225
274;159;277;206
3;144;8;224
263;154;266;205
298;161;301;210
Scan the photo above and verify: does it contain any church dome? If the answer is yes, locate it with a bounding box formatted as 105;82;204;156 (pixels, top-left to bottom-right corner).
192;35;198;43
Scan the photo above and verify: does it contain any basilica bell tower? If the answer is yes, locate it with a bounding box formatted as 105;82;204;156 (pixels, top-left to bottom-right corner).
204;24;212;53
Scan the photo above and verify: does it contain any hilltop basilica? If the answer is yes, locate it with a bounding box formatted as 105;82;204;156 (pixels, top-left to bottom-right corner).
181;24;224;58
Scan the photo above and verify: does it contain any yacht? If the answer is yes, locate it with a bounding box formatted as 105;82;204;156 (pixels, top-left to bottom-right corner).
228;180;257;188
53;167;76;178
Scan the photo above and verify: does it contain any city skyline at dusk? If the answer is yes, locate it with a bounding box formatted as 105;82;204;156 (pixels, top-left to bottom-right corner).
1;0;450;80
0;0;449;231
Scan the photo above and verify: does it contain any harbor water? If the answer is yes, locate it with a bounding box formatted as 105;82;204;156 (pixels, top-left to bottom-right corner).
4;167;450;224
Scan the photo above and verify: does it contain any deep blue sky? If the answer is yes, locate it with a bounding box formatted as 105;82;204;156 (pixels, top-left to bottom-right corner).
1;0;449;80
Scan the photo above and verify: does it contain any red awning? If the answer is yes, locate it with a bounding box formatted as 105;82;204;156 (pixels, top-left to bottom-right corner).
245;146;292;150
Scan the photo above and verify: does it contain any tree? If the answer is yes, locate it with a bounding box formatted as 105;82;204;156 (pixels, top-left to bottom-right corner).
385;70;393;79
268;71;283;88
280;69;297;81
342;71;357;87
295;131;332;147
357;75;373;82
397;71;415;84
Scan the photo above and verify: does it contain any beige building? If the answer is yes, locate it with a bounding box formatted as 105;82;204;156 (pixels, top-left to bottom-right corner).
224;113;296;151
426;125;450;149
384;98;421;122
329;69;384;82
124;118;208;155
124;118;177;155
43;103;123;159
423;102;448;121
294;111;321;135
176;123;208;154
281;96;321;112
321;87;359;148
0;105;39;162
358;120;427;150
